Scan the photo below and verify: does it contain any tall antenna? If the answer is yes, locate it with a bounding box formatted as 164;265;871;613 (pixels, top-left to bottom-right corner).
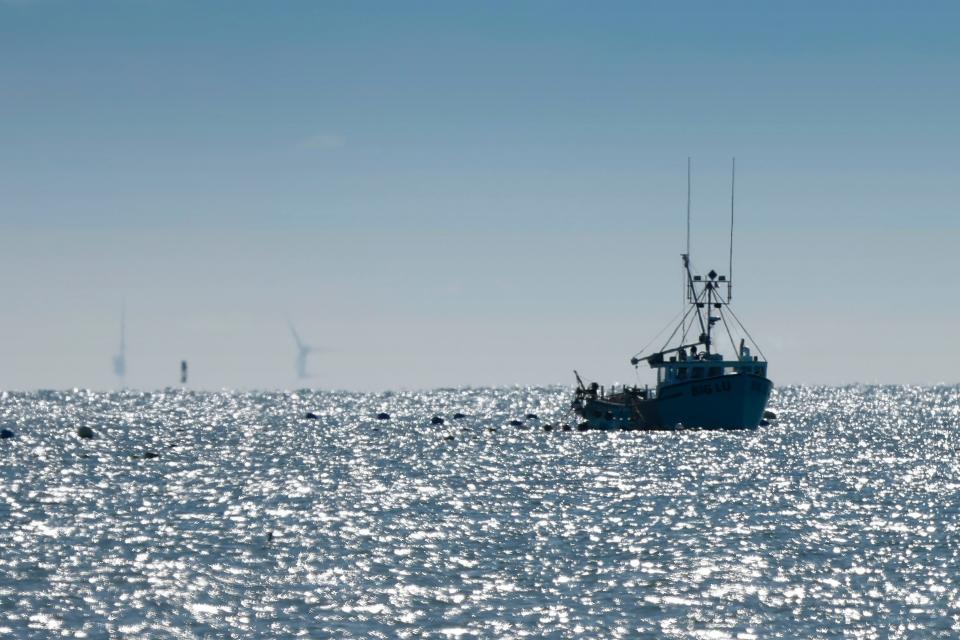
728;157;735;302
684;157;692;306
686;157;691;257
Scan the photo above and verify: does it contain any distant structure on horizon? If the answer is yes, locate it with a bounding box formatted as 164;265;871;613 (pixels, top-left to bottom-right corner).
112;301;126;386
288;321;314;380
180;360;188;385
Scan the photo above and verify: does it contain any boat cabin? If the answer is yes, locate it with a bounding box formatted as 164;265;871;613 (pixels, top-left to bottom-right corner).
655;345;767;386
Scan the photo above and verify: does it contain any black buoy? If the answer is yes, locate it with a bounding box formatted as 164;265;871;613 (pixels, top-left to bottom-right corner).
763;410;778;420
543;424;553;432
487;427;497;433
304;412;319;420
508;420;523;427
76;426;95;439
431;416;444;425
376;412;390;420
143;451;159;459
452;412;466;420
525;413;539;420
0;428;14;439
562;424;572;432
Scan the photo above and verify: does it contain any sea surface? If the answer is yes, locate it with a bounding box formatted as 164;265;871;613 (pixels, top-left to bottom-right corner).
1;386;958;639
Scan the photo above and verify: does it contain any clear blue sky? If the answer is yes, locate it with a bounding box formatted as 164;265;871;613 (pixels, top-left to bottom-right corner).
1;1;958;390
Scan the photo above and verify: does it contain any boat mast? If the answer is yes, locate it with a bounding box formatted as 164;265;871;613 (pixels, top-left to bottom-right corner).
683;254;708;351
706;270;719;355
706;273;713;354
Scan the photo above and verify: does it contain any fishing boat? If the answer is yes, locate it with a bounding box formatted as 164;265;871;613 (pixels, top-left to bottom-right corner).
571;160;772;430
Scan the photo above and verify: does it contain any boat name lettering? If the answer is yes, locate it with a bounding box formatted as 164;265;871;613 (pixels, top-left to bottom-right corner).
691;379;732;397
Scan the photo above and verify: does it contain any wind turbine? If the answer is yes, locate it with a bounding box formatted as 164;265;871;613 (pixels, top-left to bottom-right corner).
288;321;314;380
112;300;126;385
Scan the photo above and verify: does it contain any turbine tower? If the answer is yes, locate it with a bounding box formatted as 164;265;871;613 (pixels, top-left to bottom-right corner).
112;301;126;386
288;321;313;380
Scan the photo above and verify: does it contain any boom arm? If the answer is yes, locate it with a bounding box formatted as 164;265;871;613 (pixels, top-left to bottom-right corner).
630;340;704;367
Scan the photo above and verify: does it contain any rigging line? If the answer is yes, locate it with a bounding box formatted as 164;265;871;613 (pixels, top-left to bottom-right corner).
660;284;706;353
685;255;698;294
718;307;740;359
682;260;687;311
658;305;696;353
679;286;705;345
631;306;688;361
724;304;768;362
679;306;693;345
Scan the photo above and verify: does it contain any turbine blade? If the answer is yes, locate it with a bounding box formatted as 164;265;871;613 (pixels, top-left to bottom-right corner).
288;320;304;349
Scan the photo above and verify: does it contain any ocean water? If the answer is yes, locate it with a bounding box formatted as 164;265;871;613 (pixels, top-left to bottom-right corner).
0;386;958;639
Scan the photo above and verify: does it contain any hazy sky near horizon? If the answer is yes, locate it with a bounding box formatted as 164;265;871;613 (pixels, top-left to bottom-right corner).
1;1;958;390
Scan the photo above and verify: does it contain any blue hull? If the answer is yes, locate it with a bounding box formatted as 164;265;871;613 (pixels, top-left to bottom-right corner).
577;373;772;430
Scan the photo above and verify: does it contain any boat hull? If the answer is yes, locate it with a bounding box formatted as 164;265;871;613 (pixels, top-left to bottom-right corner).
575;373;772;430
